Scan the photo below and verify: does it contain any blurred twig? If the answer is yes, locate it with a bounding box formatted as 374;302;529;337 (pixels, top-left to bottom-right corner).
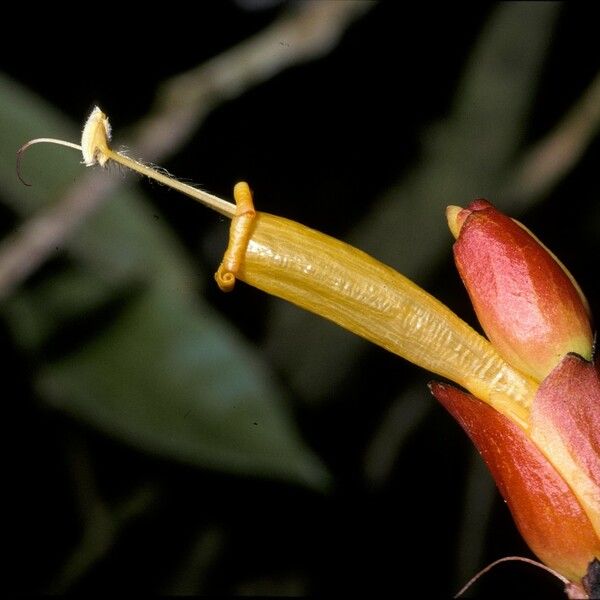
49;435;158;593
0;1;372;300
508;70;600;200
363;383;430;486
163;526;226;595
454;453;496;587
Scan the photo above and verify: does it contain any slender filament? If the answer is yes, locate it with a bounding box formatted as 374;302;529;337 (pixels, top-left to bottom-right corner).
102;146;236;218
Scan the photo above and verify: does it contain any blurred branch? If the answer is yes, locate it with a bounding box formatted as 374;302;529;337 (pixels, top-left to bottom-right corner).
0;1;372;300
163;526;226;595
136;0;373;160
49;436;158;593
0;173;117;301
454;454;496;587
508;70;600;200
363;383;430;486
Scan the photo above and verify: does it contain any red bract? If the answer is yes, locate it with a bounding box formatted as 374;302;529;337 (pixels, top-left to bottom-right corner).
449;200;592;381
530;354;600;542
430;381;600;582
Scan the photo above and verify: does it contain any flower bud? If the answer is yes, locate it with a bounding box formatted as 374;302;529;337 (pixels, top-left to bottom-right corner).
447;200;593;381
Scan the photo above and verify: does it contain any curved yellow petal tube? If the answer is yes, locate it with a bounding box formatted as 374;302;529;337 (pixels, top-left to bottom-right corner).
218;187;537;429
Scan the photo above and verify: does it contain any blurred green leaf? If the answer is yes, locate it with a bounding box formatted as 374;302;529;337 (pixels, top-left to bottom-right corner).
0;73;329;489
264;2;561;402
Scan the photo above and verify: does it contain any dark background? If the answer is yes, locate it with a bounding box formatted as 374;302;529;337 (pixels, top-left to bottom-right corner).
2;2;599;597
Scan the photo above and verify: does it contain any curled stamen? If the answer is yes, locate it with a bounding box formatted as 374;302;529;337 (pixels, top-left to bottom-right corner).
16;138;83;186
16;106;237;218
